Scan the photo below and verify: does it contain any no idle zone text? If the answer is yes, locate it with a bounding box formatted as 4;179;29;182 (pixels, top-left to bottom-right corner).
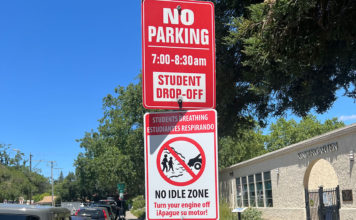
155;189;209;199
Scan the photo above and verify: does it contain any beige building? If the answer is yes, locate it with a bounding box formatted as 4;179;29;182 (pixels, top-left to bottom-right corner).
219;123;356;220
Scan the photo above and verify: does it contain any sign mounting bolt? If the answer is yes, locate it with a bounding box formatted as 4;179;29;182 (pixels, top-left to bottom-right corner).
177;5;182;15
178;96;183;109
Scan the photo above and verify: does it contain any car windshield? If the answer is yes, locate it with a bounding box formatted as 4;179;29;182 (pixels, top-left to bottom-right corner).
0;214;39;220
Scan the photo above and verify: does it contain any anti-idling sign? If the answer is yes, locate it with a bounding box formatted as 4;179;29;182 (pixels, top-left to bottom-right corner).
144;110;219;220
142;0;215;109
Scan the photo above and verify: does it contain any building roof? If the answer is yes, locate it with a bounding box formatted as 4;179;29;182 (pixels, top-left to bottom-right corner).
220;123;356;173
37;196;57;204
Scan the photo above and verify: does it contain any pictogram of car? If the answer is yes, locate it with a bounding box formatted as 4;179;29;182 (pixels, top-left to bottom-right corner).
188;154;202;170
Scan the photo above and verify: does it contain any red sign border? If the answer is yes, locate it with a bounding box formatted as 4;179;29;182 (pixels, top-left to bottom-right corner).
156;136;206;186
142;0;216;110
144;109;219;220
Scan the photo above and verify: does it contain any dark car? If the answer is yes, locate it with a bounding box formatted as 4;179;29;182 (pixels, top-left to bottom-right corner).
188;154;202;170
98;200;116;207
98;199;126;220
71;217;90;220
90;204;115;220
0;204;71;220
75;207;110;220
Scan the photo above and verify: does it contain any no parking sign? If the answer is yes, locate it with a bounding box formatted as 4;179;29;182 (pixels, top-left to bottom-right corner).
144;109;219;220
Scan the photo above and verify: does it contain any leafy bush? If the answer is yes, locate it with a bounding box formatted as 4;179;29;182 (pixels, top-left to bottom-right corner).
219;199;235;220
33;193;50;202
131;195;145;220
242;207;262;220
219;199;262;220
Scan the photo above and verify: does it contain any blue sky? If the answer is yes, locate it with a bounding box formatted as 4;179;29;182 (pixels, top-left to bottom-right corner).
0;0;355;180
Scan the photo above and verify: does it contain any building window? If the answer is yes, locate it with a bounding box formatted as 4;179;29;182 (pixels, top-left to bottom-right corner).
264;171;273;207
256;173;264;207
236;177;242;207
248;175;256;206
242;176;248;207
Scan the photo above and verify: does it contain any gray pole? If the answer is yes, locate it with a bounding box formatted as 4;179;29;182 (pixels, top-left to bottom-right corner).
51;161;54;207
29;153;32;204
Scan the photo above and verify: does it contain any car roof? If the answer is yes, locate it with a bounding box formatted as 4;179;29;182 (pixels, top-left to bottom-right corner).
99;200;116;204
92;204;111;207
92;206;109;211
79;207;107;211
0;204;70;217
71;217;89;220
78;208;98;211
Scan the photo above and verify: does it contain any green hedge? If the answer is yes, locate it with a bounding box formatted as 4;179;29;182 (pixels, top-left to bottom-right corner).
131;195;145;220
219;199;262;220
242;207;262;220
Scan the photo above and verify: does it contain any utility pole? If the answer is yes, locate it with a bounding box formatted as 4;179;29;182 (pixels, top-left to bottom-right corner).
49;161;62;207
29;153;32;204
51;161;54;207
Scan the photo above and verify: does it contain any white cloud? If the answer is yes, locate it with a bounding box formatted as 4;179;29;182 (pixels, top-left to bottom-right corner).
338;115;356;121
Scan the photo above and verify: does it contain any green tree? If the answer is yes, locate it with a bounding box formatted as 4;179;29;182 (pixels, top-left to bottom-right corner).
219;125;266;168
218;115;344;168
214;0;265;136
31;171;50;196
0;144;11;165
75;80;146;199
213;0;355;135
58;171;64;183
0;145;50;202
55;172;79;202
266;115;345;151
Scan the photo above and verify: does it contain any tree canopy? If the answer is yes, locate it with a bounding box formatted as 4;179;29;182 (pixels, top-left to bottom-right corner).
75;81;146;200
219;115;344;168
214;0;355;135
54;172;80;202
0;144;50;202
74;0;354;199
219;125;266;168
265;115;345;151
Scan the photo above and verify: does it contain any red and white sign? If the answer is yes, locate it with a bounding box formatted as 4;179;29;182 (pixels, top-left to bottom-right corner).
142;0;215;109
144;110;219;220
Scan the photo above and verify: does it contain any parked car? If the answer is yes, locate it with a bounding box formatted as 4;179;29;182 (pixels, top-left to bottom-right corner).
98;200;116;207
90;204;115;220
98;199;124;220
71;216;90;220
75;207;110;220
0;204;71;220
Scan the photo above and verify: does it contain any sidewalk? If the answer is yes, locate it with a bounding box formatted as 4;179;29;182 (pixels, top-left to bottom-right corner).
125;210;138;220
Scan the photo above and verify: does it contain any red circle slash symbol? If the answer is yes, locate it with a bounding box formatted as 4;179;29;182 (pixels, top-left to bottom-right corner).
156;137;206;186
